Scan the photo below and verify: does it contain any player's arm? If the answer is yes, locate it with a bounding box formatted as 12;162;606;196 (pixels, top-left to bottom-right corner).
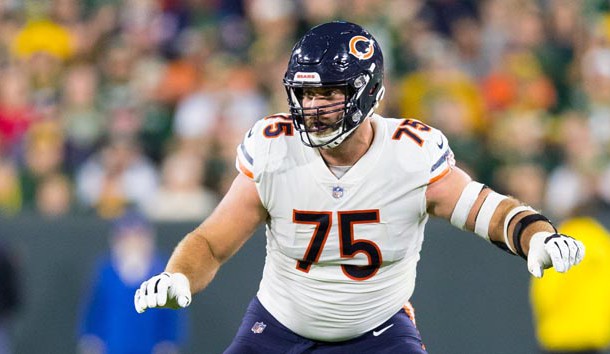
134;173;267;313
425;166;585;277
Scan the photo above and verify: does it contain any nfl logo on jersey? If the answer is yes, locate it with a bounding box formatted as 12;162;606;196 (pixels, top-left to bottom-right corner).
251;321;267;334
332;186;344;199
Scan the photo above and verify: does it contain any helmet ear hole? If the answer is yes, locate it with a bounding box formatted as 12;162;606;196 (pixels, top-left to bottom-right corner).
369;83;379;95
373;86;385;109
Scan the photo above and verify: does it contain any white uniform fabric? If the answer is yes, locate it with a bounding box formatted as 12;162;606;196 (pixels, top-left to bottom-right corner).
235;113;454;342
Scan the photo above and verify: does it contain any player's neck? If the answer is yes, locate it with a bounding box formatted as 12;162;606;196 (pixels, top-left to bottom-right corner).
319;118;374;167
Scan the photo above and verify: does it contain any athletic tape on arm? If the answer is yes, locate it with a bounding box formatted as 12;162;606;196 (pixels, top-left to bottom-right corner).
450;181;485;230
474;191;508;241
502;206;536;254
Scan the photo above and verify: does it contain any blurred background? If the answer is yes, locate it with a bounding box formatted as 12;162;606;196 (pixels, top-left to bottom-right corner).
1;0;610;353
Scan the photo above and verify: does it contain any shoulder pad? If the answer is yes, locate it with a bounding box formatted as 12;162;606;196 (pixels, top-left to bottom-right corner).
235;114;293;181
390;118;455;183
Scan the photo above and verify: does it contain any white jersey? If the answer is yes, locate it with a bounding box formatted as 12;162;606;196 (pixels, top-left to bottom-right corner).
235;113;454;341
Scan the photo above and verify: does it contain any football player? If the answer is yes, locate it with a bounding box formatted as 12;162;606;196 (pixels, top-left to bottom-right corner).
134;21;585;353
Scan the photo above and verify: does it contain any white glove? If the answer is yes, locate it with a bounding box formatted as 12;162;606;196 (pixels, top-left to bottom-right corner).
527;231;585;278
134;272;191;313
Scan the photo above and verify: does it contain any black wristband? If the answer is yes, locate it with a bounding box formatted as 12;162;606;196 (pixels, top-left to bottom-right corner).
512;214;555;260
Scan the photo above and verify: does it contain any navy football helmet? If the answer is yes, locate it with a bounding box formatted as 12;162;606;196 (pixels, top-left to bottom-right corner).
284;21;385;149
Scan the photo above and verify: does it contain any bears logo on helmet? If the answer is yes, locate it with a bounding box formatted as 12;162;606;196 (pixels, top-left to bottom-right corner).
349;35;375;60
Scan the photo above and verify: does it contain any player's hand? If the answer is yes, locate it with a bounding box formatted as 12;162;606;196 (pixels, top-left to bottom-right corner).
527;231;585;278
134;272;191;313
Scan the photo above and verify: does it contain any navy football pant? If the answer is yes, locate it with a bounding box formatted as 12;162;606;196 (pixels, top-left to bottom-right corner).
224;297;427;354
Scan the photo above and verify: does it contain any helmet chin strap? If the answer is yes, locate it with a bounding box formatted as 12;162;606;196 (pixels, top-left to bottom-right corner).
322;108;378;149
317;125;358;149
306;117;360;149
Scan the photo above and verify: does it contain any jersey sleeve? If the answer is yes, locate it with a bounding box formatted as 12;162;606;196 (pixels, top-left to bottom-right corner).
423;127;456;184
236;116;287;182
235;120;264;182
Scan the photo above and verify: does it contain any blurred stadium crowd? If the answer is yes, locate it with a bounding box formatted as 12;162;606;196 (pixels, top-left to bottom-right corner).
0;0;609;222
